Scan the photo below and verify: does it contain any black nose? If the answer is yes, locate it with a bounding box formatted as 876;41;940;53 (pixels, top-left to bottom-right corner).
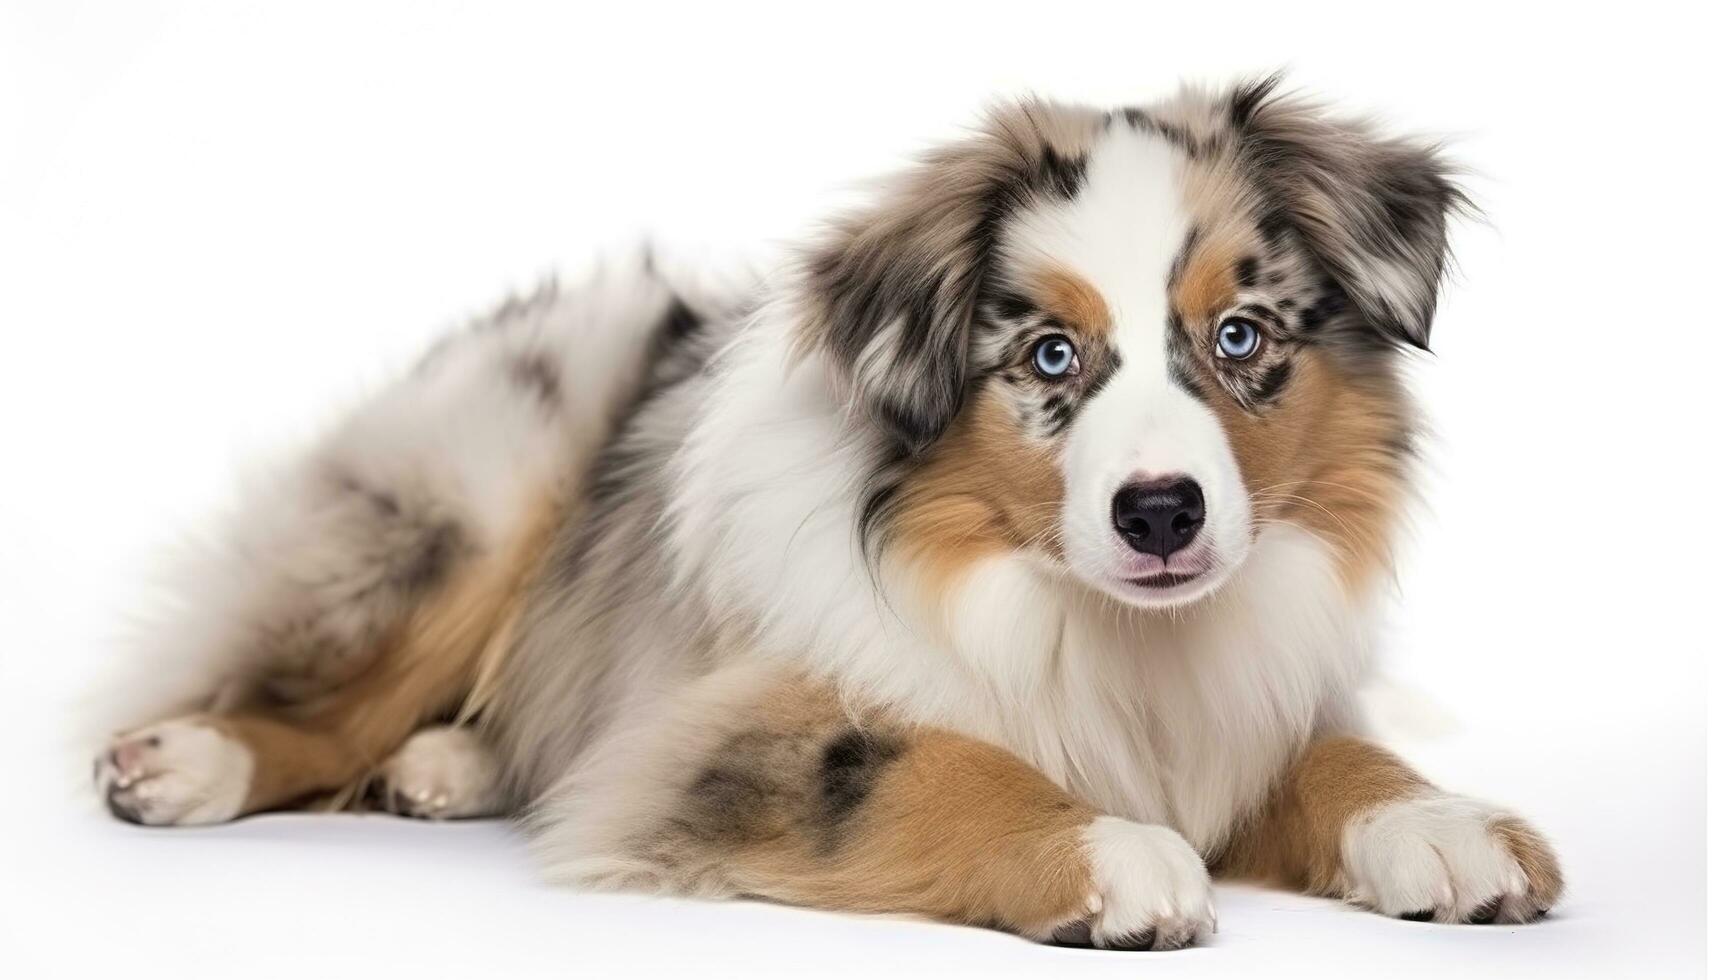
1111;478;1205;558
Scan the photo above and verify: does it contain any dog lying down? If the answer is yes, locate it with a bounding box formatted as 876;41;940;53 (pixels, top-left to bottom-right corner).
93;76;1560;950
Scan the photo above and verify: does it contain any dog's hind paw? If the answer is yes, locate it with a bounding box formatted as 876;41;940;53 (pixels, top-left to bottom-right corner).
368;725;503;820
95;718;252;826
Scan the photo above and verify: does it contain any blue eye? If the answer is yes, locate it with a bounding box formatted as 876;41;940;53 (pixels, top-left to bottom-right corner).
1031;335;1079;378
1216;318;1262;360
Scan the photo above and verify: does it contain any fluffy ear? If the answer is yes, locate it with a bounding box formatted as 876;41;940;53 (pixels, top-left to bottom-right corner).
1228;77;1468;350
799;101;1101;454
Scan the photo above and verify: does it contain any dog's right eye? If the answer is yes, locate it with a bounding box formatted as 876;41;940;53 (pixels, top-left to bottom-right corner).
1215;318;1262;360
1031;335;1080;379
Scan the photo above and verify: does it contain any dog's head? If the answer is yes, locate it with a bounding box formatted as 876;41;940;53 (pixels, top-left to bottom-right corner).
802;78;1464;609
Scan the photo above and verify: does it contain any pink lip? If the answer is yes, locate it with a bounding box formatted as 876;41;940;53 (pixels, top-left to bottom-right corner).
1113;547;1214;587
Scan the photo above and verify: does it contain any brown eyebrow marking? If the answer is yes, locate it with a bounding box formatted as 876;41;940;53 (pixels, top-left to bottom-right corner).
1171;235;1240;322
1033;265;1112;336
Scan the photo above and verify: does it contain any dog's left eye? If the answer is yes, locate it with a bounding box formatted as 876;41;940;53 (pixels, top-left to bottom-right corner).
1031;335;1079;379
1216;318;1262;360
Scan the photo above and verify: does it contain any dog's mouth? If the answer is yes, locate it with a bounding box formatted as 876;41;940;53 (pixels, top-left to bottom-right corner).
1106;549;1230;606
1123;571;1203;591
1073;531;1231;608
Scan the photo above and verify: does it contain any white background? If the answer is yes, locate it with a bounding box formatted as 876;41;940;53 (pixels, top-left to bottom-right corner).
1;1;1707;976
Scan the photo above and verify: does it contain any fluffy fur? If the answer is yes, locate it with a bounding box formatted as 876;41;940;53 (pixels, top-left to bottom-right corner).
92;78;1561;950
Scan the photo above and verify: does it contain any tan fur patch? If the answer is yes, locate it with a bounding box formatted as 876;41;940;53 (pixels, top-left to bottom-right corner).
1212;736;1428;895
890;388;1064;594
1207;352;1410;589
207;486;565;815
1490;815;1565;910
799;730;1096;935
1035;264;1113;336
201;713;350;812
1215;737;1563;916
1172;237;1239;321
675;675;1097;938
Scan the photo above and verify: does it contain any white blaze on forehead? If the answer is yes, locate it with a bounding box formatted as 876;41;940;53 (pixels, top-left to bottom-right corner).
1002;125;1191;382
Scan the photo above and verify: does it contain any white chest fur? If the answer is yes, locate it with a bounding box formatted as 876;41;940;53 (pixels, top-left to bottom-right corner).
674;322;1376;855
929;530;1373;852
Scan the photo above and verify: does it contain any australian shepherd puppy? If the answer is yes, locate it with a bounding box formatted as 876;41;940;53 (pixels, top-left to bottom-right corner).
93;78;1561;950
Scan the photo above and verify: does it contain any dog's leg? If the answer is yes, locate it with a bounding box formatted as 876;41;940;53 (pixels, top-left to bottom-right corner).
97;712;355;825
93;260;703;823
1213;736;1562;923
95;489;559;825
532;671;1215;950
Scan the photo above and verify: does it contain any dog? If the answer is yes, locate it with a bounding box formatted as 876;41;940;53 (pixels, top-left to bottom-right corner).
92;77;1561;951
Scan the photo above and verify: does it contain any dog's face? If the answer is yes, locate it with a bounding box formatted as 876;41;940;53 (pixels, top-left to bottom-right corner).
805;80;1461;609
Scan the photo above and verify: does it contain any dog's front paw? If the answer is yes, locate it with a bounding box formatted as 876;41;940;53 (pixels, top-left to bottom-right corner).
94;718;252;826
1343;793;1562;924
1047;817;1216;951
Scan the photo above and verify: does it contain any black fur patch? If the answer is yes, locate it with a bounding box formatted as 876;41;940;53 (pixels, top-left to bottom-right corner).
1257;207;1294;249
508;352;562;407
1234;255;1261;289
857;479;905;565
399;521;465;594
682;765;780;845
988;290;1039;323
1165;313;1208;403
660;297;701;343
818;729;901;825
1116;108;1208;159
578;291;713;515
1251;359;1294;403
1382;429;1416;461
1041;393;1071;435
329;469;468;595
1116;106;1149;132
671;727;901;855
1296;285;1349;334
1168;226;1203;289
1036;144;1088;199
1228;72;1284;130
677;729;808;846
1078;347;1121;405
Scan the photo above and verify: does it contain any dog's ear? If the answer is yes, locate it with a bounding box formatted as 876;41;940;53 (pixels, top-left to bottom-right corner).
799;101;1100;454
1228;76;1468;350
